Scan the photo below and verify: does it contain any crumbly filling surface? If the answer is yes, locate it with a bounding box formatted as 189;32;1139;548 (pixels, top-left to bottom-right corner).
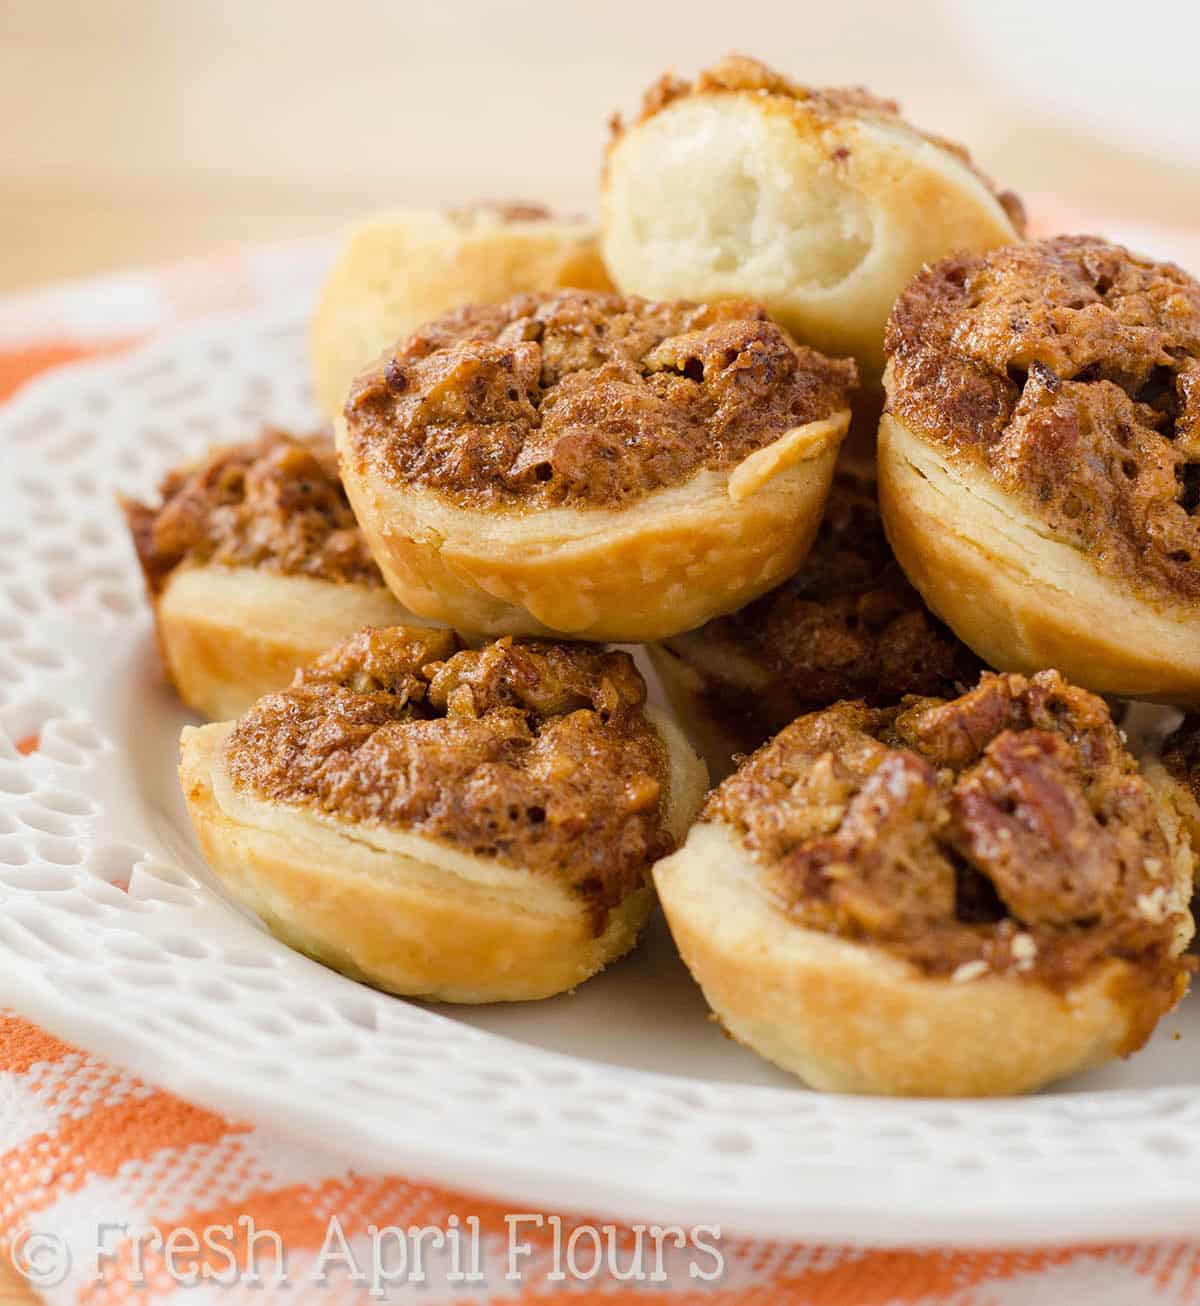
706;671;1189;1008
886;236;1200;601
224;628;673;918
343;289;856;509
611;54;1026;233
670;475;981;751
124;430;381;594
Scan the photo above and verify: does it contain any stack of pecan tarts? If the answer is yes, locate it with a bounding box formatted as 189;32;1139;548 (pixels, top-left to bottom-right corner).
124;56;1198;1095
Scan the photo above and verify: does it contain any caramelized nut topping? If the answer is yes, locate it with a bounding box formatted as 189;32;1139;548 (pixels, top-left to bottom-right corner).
224;628;674;919
124;430;380;594
886;237;1200;601
343;289;856;509
706;671;1190;1011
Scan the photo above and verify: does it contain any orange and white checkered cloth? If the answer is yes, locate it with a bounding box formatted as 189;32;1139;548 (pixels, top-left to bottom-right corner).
3;209;1200;1304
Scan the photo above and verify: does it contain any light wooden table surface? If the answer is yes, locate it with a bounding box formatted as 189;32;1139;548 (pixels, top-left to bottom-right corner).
4;0;1199;294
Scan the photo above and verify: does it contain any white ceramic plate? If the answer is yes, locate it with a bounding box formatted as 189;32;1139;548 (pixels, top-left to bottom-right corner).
0;301;1197;1248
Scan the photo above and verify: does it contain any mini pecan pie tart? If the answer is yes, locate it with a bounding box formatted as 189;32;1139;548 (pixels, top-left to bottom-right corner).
654;671;1195;1096
180;627;707;1002
649;473;982;772
311;202;612;420
124;430;411;720
880;236;1200;702
602;55;1023;387
337;289;856;641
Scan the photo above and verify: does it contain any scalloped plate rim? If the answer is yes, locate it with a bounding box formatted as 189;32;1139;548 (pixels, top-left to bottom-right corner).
0;301;1197;1247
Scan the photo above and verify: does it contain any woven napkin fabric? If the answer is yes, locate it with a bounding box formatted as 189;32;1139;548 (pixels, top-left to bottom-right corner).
2;212;1200;1304
3;1012;1200;1305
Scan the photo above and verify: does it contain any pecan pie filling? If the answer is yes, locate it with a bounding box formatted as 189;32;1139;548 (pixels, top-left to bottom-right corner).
705;671;1190;1008
124;429;382;594
886;236;1200;602
1164;715;1200;813
673;475;981;746
223;628;673;917
343;289;856;510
